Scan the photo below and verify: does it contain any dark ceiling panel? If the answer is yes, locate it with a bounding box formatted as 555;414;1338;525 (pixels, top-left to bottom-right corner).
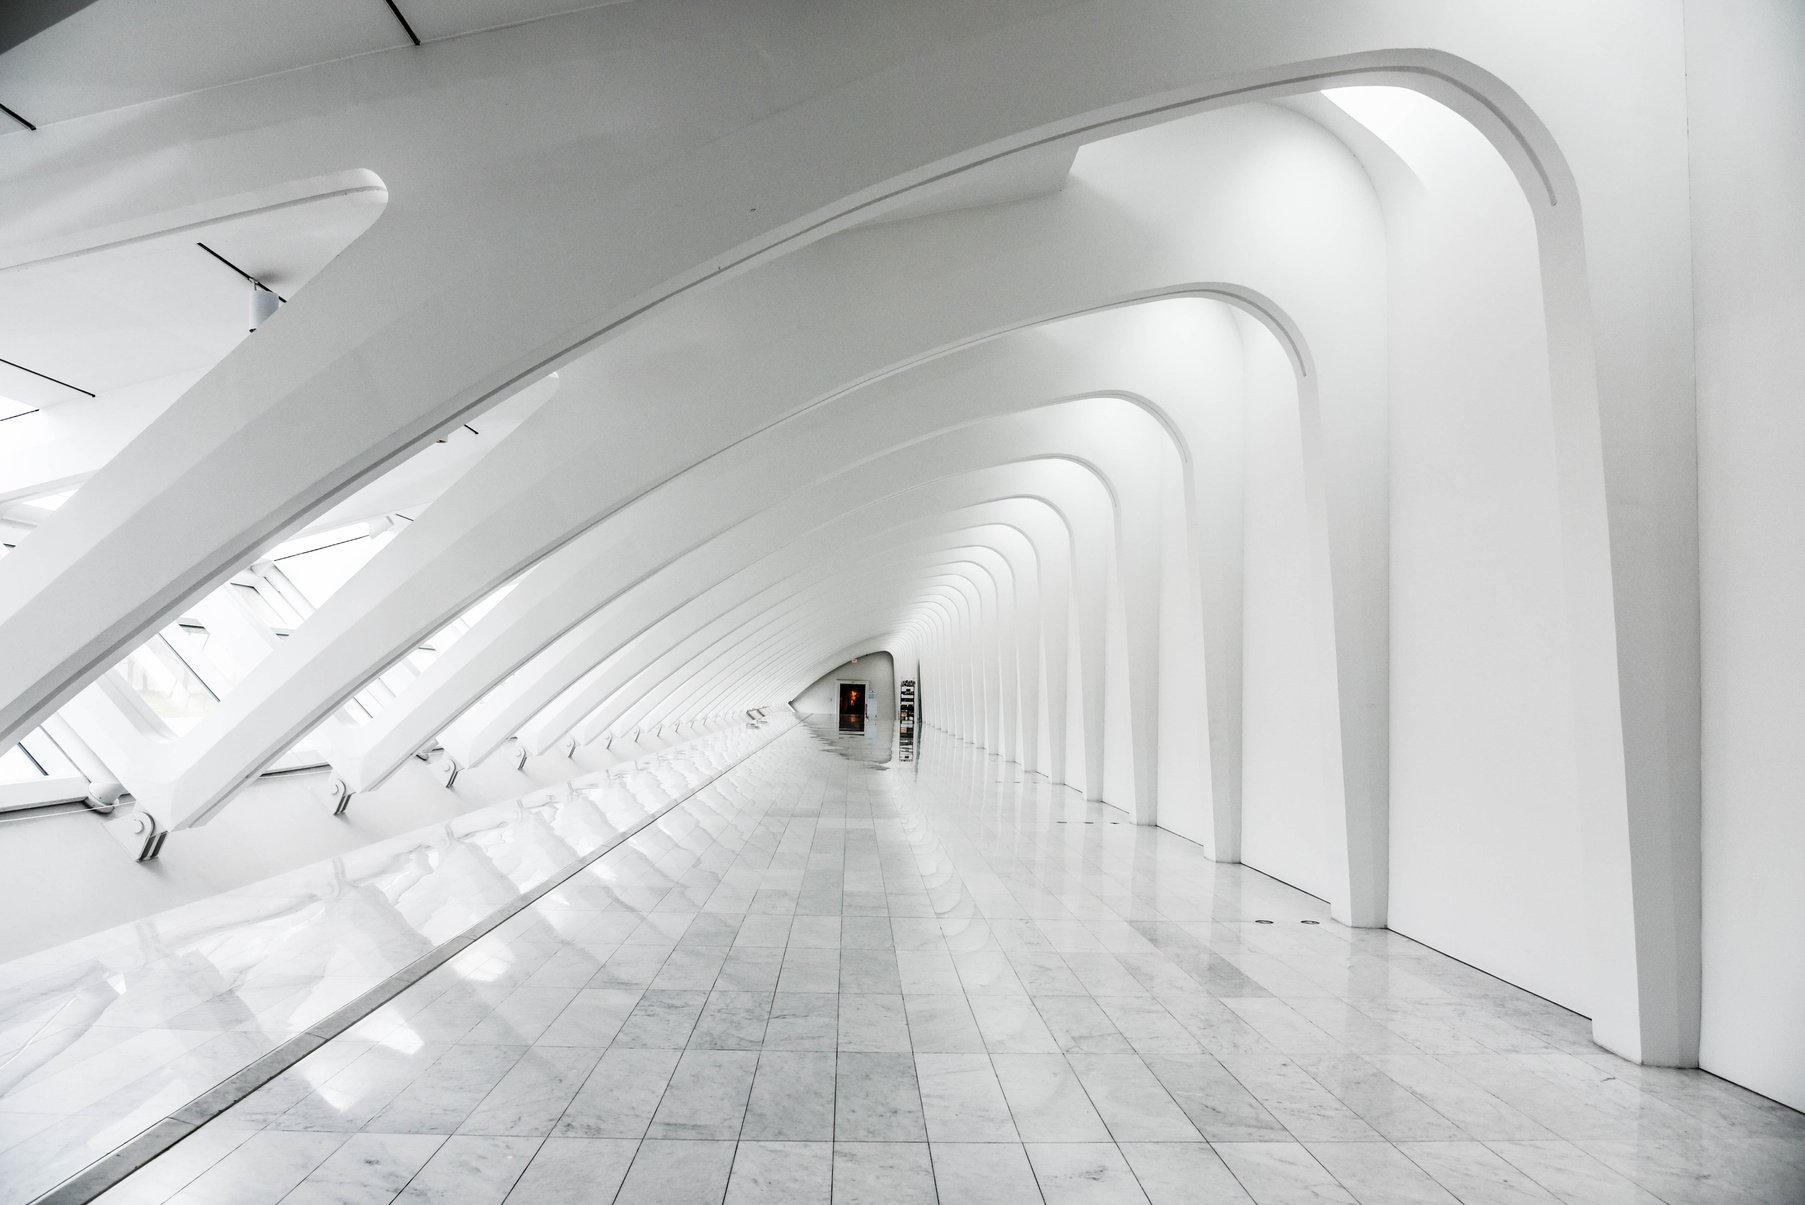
0;0;103;56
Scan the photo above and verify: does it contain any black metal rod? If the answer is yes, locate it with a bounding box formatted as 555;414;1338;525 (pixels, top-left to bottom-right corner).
384;0;421;46
0;356;94;398
0;102;34;131
196;242;286;303
269;533;368;561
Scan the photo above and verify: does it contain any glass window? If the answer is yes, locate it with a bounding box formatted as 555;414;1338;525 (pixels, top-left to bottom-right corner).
271;723;332;772
231;581;296;628
160;618;256;697
21;727;81;779
29;489;75;511
276;536;383;610
460;578;518;627
336;691;376;727
0;487;79;562
262;522;367;562
376;662;417;696
0;743;46;784
169;621;210;661
419;577;522;662
112;635;218;736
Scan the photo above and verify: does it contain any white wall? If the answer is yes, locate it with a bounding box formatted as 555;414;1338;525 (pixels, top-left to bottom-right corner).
1325;88;1591;1014
1688;0;1805;1112
793;652;895;723
1239;372;1337;902
1063;614;1088;793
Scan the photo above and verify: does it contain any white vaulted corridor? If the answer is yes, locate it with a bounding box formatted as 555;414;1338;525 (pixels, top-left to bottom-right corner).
10;723;1805;1205
0;1;1802;1202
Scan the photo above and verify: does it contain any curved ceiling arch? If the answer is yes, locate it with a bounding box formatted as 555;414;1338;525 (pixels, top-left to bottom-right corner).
159;379;1184;824
432;474;1079;773
665;530;1049;730
0;84;1379;754
571;572;984;750
681;545;1018;705
646;573;988;742
486;489;1075;768
355;462;1100;794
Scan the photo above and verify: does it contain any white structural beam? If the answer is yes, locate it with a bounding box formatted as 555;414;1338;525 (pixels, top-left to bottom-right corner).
455;483;1071;782
0;0;1707;1075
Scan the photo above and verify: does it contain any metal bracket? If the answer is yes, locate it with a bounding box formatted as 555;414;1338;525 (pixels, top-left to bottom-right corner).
108;810;167;862
325;777;355;816
564;736;579;758
511;740;529;772
437;754;461;789
84;780;124;814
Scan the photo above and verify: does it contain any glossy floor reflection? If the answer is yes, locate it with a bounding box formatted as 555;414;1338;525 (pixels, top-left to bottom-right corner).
0;720;785;1203
26;719;1805;1203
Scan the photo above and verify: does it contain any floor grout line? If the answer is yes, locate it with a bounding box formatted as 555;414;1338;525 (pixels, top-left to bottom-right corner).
33;723;1805;1205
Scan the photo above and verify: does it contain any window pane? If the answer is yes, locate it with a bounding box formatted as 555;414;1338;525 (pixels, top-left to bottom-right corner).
30;489;75;510
263;522;367;562
425;577;522;656
169;621;209;660
377;660;419;696
231;581;296;628
274;532;392;610
272;725;331;772
112;636;218;735
460;578;518;626
20;728;79;778
0;743;45;784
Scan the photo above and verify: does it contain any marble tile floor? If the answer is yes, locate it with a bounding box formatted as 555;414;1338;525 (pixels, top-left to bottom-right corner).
17;717;1805;1203
0;721;788;1204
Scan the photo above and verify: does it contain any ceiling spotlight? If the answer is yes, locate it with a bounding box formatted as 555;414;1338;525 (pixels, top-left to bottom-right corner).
249;283;281;332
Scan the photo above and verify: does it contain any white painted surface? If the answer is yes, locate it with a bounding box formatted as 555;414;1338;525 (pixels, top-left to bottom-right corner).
1689;0;1805;1112
1238;366;1336;903
0;0;1777;1100
1333;87;1590;1014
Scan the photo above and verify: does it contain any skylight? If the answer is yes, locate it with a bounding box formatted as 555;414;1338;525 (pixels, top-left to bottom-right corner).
30;490;75;511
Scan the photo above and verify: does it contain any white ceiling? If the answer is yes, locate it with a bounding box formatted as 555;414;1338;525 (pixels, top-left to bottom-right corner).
0;0;635;127
403;0;635;43
0;186;384;397
306;372;560;536
852;141;1078;229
